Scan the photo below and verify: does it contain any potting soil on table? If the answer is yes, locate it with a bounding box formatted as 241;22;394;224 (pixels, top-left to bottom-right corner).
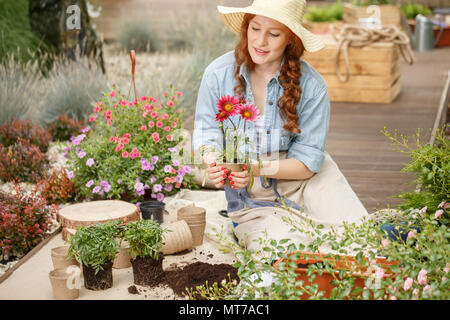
128;261;239;299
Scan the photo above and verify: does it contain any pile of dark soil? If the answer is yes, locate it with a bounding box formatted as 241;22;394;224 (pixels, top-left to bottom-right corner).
160;261;240;298
127;261;240;299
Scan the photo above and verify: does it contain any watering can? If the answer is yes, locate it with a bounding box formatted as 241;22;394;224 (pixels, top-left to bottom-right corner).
404;14;444;52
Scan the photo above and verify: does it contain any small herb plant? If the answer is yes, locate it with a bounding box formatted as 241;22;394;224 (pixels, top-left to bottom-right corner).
121;219;165;260
67;220;122;274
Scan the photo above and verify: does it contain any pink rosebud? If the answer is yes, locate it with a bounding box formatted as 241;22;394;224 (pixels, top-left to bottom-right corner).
417;269;428;285
110;91;116;97
122;151;129;158
167;101;174;107
403;277;413;291
164;126;171;132
435;209;444;219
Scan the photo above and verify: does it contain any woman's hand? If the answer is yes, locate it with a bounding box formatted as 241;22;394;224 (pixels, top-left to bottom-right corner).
205;163;228;188
228;164;250;189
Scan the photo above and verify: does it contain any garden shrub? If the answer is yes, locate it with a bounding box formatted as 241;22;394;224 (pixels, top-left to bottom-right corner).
383;126;449;225
40;167;79;204
304;1;343;22
48;111;86;142
0;180;57;259
66;85;197;203
0;137;49;183
0;118;51;153
401;3;432;20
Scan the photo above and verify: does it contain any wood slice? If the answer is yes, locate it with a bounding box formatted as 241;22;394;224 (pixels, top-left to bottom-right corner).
62;227;76;242
57;200;141;229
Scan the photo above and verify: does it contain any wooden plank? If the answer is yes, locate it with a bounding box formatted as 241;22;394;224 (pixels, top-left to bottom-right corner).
305;58;396;76
343;3;401;26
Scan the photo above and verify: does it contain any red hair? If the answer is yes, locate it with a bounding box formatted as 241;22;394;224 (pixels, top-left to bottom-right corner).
233;14;305;134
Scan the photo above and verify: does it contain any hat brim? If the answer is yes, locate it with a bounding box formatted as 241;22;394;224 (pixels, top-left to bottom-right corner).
217;5;324;53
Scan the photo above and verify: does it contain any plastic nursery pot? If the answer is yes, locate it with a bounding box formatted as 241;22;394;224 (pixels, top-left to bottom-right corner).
130;252;164;287
82;261;114;291
220;163;244;187
113;241;131;269
273;251;398;300
49;268;80;300
161;220;194;255
51;246;79;270
139;201;165;224
177;206;206;247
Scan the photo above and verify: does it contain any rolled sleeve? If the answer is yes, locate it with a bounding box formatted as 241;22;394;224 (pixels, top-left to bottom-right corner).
192;71;223;154
287;87;330;173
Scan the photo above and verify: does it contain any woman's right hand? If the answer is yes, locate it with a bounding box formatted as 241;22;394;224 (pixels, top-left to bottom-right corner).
202;152;227;188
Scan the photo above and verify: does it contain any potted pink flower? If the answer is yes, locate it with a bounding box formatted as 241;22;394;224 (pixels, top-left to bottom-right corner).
214;95;261;186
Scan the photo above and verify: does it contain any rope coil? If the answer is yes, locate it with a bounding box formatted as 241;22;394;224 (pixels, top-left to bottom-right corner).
329;24;415;82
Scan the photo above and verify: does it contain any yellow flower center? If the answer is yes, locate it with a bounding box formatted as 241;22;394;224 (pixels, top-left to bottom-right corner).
224;103;233;112
243;110;252;118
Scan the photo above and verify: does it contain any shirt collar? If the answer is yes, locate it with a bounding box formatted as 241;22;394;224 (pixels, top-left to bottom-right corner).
238;55;285;88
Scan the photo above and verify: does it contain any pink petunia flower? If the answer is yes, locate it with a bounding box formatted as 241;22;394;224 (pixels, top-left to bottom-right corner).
151;111;158;119
166;134;173;142
167;101;174;107
176;91;183;97
435;209;444;219
156;121;163;128
110;91;116;97
120;100;127;106
148;121;154;128
164;126;171;132
140;125;147;131
161;113;169;120
171;121;177;128
109;136;115;143
152;132;160;143
122;151;129;158
140;96;147;101
123;137;130;144
403;277;413;291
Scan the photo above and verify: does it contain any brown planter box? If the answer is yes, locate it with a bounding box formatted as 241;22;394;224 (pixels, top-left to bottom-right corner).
303;33;401;104
343;3;401;27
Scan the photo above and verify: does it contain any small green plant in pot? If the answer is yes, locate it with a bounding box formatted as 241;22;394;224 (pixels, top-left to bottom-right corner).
121;219;166;286
67;220;122;291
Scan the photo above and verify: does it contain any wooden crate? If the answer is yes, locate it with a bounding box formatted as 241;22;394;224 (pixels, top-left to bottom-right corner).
303;34;401;104
343;3;401;27
303;21;344;34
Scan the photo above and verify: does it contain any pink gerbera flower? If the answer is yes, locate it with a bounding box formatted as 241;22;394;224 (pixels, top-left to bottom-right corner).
216;111;229;122
217;95;240;116
238;104;260;122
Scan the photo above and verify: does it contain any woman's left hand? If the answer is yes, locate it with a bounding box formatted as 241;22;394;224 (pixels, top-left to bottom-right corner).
229;164;250;189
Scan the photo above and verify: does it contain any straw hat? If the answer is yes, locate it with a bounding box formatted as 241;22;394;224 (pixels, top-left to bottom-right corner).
217;0;324;52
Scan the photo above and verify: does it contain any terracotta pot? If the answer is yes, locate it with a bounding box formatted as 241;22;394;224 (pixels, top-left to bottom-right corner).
113;241;131;269
220;163;244;186
274;251;398;299
161;220;193;255
49;268;80;300
51;246;79;270
82;261;114;291
177;206;206;246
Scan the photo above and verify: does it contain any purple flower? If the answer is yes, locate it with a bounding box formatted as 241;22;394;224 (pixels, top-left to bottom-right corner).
151;156;159;164
117;179;122;184
168;147;176;153
100;180;109;187
86;180;94;188
164;183;173;192
77;150;86;159
63;146;70;158
175;175;183;183
183;165;192;174
153;184;162;193
67;171;74;179
177;167;185;176
164;165;173;173
150;176;156;184
86;158;94;167
92;186;101;193
151;193;157;199
144;184;150;190
80;126;90;133
72;134;86;146
141;159;152;171
103;184;111;193
172;159;180;167
156;193;164;202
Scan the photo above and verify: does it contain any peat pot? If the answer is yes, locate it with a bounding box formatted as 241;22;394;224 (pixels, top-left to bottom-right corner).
49;267;80;300
51;246;79;270
161;220;194;255
177;206;206;247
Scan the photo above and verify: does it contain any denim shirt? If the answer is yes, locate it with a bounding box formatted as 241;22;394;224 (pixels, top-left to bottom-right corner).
192;50;330;173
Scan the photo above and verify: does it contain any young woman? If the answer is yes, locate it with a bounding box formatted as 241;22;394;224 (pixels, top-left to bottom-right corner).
192;0;368;253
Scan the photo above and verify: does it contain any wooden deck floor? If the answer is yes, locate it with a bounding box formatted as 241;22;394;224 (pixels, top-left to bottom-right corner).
326;46;450;213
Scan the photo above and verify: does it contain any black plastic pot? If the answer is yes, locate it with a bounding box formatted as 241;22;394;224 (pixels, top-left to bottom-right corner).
139;201;165;224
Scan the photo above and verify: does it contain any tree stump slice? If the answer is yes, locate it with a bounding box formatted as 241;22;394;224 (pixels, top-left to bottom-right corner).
57;200;140;230
62;227;76;242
